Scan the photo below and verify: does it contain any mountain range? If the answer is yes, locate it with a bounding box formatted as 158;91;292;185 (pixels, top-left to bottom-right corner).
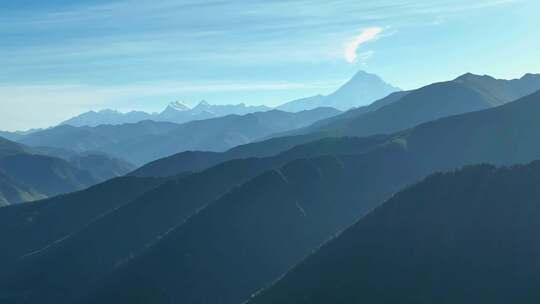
72;89;540;304
283;72;540;138
58;71;396;128
130;73;540;177
2;83;540;303
61;100;271;127
16;107;341;165
277;70;400;111
81;88;540;304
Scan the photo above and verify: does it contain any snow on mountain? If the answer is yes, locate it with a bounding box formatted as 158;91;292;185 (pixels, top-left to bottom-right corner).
278;70;399;112
168;101;191;111
60;100;272;127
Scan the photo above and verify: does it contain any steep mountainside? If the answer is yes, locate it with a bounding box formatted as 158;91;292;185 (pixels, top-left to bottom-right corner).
2;90;540;304
79;148;419;304
20;107;340;165
0;171;45;206
79;89;540;303
3;91;540;303
250;162;540;304
0;135;390;304
0;175;165;266
277;70;399;111
81;89;540;304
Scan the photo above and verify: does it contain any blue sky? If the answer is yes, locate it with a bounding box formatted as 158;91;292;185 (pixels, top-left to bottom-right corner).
1;0;539;130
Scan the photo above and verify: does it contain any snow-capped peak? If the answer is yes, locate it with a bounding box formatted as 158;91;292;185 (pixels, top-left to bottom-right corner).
196;100;210;107
168;101;191;111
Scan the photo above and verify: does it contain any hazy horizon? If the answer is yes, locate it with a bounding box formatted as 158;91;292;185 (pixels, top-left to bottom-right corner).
1;0;539;130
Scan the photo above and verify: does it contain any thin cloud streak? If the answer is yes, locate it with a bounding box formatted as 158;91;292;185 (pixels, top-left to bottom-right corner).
344;27;383;63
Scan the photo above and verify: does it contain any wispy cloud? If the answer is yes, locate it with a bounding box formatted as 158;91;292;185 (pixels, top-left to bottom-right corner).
1;1;520;67
344;27;383;63
0;0;530;130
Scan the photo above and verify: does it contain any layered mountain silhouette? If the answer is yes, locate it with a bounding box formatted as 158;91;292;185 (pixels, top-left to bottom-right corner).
0;129;40;141
19;107;340;165
132;73;540;177
55;70;395;128
3;90;540;303
130;129;340;177
33;147;135;181
250;161;540;304
61;100;271;127
0;135;390;303
80;90;540;304
130;91;410;177
0;143;420;304
0;175;165;267
0;136;32;157
0;137;96;204
0;171;45;207
290;72;540;138
61;109;157;127
277;70;400;111
0;137;134;205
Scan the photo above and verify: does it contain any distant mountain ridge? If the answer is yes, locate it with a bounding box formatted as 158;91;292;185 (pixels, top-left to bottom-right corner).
0;129;41;142
275;72;540;138
19;107;341;165
57;70;395;128
131;73;540;177
61;100;271;127
277;70;400;112
0;137;135;205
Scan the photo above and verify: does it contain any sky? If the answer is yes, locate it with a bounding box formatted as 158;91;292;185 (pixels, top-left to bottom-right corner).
1;0;539;131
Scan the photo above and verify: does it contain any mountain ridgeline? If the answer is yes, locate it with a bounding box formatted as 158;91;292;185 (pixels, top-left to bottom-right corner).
0;175;166;265
1;86;540;303
18;107;341;165
79;89;540;304
61;100;271;127
249;161;540;304
277;70;400;111
0;72;540;304
0;137;134;205
132;73;540;177
291;72;540;138
59;70;399;128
